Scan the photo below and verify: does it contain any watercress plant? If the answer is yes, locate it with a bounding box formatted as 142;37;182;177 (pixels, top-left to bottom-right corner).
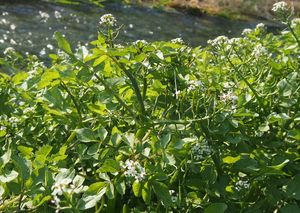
0;2;299;212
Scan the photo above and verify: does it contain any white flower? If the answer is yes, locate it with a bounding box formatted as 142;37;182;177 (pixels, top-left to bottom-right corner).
219;91;238;103
39;48;46;56
115;44;124;48
192;141;212;161
47;44;54;50
242;28;252;36
171;37;184;44
207;35;228;47
10;39;17;45
23;107;35;114
10;24;16;30
256;23;265;30
0;126;6;131
39;11;50;22
187;80;204;92
9;116;19;128
228;37;242;46
291;18;300;28
252;44;268;59
134;40;148;46
123;160;146;182
3;47;15;55
235;180;250;191
54;11;62;19
272;1;289;13
99;14;116;26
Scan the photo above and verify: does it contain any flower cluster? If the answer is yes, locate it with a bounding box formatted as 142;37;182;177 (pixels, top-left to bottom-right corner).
8;116;19;127
99;14;117;27
3;47;15;55
256;23;265;30
39;11;50;22
54;11;62;19
252;44;269;59
23;107;35;114
187;80;204;92
51;172;87;212
242;28;253;36
207;36;228;47
171;37;184;44
235;180;250;191
272;1;289;13
219;91;238;103
191;141;212;161
133;40;148;46
123;160;146;182
291;18;300;28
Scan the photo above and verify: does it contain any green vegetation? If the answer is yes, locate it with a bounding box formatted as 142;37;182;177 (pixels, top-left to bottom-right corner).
0;2;299;212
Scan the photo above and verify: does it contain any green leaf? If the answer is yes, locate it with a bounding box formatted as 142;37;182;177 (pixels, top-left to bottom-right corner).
0;186;4;197
79;187;106;210
37;70;60;89
33;145;52;170
87;103;107;115
160;133;171;149
0;149;11;167
106;182;115;199
142;181;151;204
93;55;108;67
12;155;31;180
132;180;141;197
152;181;172;206
115;179;126;195
54;31;73;54
17;146;33;157
12;72;28;85
280;204;300;213
97;127;108;141
204;203;228;213
0;170;18;183
288;129;300;141
286;174;300;200
99;159;121;173
75;128;97;142
223;156;241;164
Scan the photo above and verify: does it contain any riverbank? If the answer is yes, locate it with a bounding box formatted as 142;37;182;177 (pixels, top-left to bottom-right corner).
141;0;300;20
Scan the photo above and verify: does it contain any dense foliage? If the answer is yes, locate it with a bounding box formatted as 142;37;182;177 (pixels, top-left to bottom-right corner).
0;2;299;212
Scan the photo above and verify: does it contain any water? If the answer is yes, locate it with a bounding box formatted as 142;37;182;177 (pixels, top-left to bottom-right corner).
0;2;277;56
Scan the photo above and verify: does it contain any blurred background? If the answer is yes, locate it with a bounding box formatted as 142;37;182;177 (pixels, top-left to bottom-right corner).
0;0;298;57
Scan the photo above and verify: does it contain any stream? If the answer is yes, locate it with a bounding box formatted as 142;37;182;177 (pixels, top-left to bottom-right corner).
0;2;278;57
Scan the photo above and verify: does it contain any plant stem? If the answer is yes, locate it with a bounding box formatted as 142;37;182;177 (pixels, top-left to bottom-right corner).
60;81;83;123
108;55;146;115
